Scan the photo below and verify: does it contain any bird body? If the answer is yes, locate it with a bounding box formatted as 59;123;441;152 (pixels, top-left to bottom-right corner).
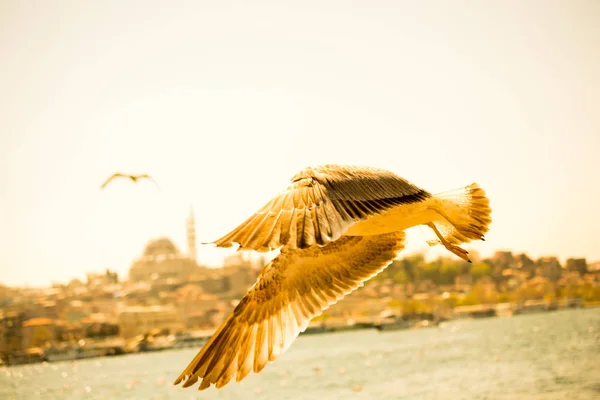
345;185;489;242
174;164;492;391
343;199;438;236
100;173;159;190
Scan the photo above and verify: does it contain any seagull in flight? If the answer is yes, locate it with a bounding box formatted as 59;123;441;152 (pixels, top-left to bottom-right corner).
174;164;492;391
100;173;160;190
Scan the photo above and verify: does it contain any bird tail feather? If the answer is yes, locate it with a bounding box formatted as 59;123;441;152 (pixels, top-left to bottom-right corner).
429;183;492;245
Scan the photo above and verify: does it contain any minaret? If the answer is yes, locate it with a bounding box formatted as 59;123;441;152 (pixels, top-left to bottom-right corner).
186;207;197;263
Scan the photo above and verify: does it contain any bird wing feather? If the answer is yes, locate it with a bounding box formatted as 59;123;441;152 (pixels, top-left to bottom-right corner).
432;184;492;245
173;230;406;391
138;174;160;189
100;172;126;189
209;165;430;251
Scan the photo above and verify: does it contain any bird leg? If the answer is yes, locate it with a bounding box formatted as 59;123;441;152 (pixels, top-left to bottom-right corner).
425;222;471;263
418;226;442;247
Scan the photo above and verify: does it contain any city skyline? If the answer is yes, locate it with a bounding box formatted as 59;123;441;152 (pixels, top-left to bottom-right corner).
2;212;597;288
2;1;600;286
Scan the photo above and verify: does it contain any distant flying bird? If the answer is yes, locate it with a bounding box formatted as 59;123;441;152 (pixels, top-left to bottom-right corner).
174;164;492;391
100;173;160;190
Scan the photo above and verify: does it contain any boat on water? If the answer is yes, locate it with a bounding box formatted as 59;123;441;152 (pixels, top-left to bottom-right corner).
45;338;126;362
3;348;46;366
45;347;79;363
172;330;213;349
514;300;559;315
375;318;411;331
374;310;411;331
411;319;437;329
137;334;176;352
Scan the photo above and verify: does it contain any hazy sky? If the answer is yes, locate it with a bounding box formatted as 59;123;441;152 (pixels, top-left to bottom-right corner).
1;1;599;287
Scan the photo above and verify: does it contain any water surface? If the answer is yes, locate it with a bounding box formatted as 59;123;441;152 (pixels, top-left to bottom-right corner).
2;308;599;399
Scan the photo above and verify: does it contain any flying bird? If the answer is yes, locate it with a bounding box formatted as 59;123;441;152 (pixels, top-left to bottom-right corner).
100;173;160;190
174;164;492;391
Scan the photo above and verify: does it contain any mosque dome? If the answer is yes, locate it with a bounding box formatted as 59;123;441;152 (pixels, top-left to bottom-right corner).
143;237;180;258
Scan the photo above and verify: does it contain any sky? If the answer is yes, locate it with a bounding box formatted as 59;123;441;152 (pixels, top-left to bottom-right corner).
1;0;599;287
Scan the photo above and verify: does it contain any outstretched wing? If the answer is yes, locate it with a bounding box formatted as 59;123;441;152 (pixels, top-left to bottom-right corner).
174;231;406;391
100;173;126;189
137;174;161;190
209;164;429;252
